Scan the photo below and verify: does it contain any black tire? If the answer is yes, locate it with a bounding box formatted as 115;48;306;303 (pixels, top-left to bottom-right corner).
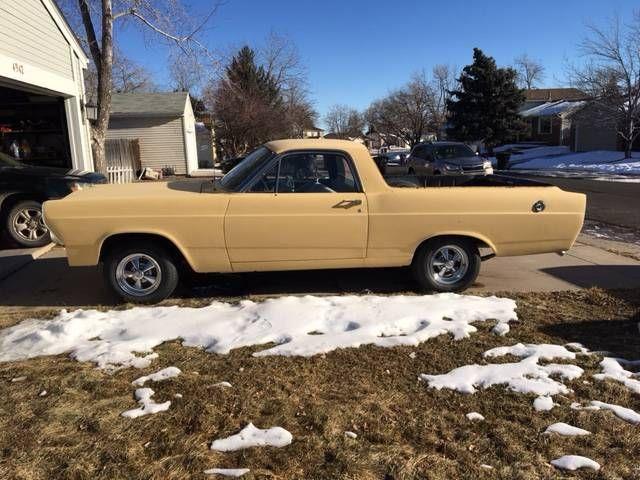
4;200;50;248
104;244;179;304
412;237;481;292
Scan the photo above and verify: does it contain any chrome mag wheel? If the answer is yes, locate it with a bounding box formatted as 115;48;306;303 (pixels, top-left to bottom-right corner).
12;207;48;242
115;253;163;297
428;244;469;286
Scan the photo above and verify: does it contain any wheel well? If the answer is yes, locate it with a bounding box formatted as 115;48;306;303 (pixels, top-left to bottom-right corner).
99;233;189;268
412;235;492;263
0;193;46;217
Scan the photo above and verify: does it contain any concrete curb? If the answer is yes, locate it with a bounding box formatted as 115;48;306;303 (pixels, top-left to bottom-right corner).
0;243;55;284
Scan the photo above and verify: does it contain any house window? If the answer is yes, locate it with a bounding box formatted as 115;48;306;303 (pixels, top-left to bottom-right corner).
538;117;552;134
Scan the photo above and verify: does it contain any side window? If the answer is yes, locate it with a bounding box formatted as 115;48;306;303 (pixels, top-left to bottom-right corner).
249;161;279;192
276;152;358;193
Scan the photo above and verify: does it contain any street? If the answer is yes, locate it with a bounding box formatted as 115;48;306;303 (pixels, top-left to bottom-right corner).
516;174;640;229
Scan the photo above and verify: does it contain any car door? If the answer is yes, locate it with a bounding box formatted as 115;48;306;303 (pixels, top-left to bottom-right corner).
224;150;368;265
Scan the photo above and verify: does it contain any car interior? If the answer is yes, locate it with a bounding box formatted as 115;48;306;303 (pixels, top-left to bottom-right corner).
251;153;358;193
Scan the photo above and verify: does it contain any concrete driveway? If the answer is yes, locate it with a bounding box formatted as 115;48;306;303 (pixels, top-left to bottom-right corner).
1;239;639;307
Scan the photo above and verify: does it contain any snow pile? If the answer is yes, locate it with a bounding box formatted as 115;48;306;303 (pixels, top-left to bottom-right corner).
544;422;590;436
121;388;171;418
0;294;517;368
204;468;250;477
210;423;293;452
132;366;181;386
593;357;640;394
484;343;577;361
551;455;600;471
514;149;640;175
533;396;555;411
465;412;485;421
421;356;583;396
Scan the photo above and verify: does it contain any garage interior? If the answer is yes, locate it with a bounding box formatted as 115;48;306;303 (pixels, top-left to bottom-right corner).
0;84;71;169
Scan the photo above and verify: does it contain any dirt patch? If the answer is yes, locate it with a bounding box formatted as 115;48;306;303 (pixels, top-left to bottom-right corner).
0;289;639;479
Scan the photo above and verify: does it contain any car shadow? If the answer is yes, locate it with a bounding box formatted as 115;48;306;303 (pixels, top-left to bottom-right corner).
0;255;417;308
541;265;640;290
542;317;640;360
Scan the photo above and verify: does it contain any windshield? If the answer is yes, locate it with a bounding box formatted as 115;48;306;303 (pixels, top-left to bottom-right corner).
0;151;23;167
219;146;275;191
434;144;476;160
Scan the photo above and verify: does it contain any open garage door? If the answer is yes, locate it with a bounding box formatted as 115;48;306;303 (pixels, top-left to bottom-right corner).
0;84;72;169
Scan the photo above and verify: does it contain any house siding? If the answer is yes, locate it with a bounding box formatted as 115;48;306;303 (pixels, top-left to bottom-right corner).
0;0;73;81
107;116;188;174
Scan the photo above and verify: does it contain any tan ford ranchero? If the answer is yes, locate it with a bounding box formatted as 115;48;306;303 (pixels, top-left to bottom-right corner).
43;139;586;303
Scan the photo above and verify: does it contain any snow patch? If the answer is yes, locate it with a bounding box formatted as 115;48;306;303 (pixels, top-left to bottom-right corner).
121;388;171;418
483;343;576;361
466;412;485;421
132;366;181;386
551;455;600;471
593;357;640;394
588;400;640;425
204;468;250;477
421;356;583;396
214;381;233;388
0;294;517;369
544;422;590;436
491;322;510;336
533;396;555;412
344;431;357;439
210;423;292;452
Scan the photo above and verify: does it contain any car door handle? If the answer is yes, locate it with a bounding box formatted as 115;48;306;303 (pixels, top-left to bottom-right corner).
333;199;362;209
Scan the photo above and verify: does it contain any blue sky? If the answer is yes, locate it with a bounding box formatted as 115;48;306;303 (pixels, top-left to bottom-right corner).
117;0;638;125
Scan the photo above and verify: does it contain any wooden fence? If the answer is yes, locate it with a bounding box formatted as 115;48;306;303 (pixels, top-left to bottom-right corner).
105;138;139;184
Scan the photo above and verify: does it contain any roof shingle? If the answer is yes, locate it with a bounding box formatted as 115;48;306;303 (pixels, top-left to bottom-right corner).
524;88;589;102
110;92;189;117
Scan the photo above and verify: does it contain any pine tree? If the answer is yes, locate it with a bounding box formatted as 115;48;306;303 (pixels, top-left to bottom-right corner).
447;48;525;152
212;46;287;156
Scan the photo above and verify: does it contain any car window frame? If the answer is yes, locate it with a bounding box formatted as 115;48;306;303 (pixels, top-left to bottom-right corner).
241;149;363;194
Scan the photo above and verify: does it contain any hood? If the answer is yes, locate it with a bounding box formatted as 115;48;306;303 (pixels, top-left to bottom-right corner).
5;165;106;183
439;156;485;166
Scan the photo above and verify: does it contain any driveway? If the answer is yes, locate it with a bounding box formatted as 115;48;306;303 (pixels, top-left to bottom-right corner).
1;241;639;307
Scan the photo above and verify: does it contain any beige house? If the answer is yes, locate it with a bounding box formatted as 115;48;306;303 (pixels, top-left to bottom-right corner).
0;0;93;171
302;126;324;139
107;92;210;176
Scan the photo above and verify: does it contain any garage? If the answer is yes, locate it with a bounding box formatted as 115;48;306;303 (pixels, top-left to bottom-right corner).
0;85;72;169
0;0;93;172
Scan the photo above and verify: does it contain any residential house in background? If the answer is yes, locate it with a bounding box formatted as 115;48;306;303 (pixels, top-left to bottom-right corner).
365;131;411;153
106;92;213;176
519;88;589;147
302;126;324;139
0;0;93;171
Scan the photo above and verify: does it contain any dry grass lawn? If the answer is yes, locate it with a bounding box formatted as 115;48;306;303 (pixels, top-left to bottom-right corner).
0;288;639;480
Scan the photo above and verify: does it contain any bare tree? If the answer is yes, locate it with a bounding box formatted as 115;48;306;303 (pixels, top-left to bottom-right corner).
58;0;219;173
432;64;457;135
514;53;545;89
365;72;437;147
324;104;365;138
569;14;640;157
260;32;317;137
169;50;205;93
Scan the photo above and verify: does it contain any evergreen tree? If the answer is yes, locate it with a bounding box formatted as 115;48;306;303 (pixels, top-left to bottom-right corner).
447;48;525;151
212;46;287;156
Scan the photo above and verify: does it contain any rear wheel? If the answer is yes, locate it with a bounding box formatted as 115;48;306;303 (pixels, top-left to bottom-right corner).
5;200;50;247
412;237;480;292
104;244;179;304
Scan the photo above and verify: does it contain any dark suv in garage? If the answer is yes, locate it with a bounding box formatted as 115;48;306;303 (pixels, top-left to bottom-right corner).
0;152;106;247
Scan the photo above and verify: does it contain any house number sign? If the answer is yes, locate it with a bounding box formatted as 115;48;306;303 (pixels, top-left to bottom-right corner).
12;63;24;75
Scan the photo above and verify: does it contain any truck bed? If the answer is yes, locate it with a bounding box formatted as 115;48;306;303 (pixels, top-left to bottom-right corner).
384;174;551;188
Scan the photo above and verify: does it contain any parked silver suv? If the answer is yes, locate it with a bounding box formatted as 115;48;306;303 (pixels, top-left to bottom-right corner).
406;141;493;176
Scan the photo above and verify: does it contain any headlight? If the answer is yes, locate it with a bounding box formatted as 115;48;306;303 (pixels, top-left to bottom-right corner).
443;163;459;170
483;160;494;174
68;181;97;192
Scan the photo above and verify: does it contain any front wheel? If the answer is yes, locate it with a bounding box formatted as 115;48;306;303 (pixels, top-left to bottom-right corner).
104;245;179;304
412;237;480;292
